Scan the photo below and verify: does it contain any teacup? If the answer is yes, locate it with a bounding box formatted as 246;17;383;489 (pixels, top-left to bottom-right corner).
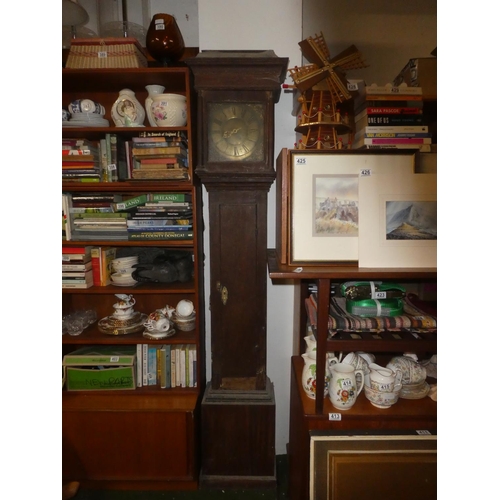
386;356;427;385
368;363;402;393
343;352;369;374
69;99;105;114
364;384;401;409
356;351;376;365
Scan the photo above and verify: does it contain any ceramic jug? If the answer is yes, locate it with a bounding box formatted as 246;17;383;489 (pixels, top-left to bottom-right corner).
145;84;166;127
368;363;402;392
328;362;364;410
301;352;330;399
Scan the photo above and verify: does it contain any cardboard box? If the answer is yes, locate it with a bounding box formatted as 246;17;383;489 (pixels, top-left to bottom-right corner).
393;58;437;97
63;346;137;391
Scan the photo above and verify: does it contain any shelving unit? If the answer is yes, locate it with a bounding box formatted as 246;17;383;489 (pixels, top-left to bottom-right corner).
267;249;437;500
62;66;205;490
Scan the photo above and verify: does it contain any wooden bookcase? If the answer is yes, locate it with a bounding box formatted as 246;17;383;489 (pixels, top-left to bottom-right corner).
267;246;437;500
62;66;205;490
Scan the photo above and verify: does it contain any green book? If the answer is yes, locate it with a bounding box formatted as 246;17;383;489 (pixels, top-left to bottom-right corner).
112;194;148;212
148;193;192;203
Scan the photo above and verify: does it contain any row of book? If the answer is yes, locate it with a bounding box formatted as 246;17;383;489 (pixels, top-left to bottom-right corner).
349;82;433;152
62;245;116;288
137;343;197;389
63;192;194;241
62;131;189;183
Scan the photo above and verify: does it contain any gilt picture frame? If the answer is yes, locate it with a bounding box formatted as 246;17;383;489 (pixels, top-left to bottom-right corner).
289;150;417;265
358;172;437;268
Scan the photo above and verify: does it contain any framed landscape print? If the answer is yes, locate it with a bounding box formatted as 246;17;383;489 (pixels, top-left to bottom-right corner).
289;150;417;264
358;172;437;268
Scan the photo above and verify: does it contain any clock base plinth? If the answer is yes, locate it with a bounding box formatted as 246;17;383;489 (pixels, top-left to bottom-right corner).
200;379;276;489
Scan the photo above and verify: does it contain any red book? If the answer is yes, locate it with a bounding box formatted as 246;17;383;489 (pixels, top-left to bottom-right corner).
62;246;93;254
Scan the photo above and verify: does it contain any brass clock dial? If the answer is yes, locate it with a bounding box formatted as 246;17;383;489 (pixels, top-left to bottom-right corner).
207;103;264;162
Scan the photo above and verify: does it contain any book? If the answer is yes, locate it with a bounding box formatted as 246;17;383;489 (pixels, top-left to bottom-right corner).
131;169;189;180
354;106;423;123
112;194;148;212
100;247;117;286
128;225;192;232
142;343;148;386
159;346;167;389
164;345;171;389
62;260;93;272
62;194;72;241
136;344;142;388
170;346;176;388
180;345;186;388
137;130;187;139
353;143;432;152
62;269;94;280
62;149;99;156
62;138;96;148
72;194;120;203
355;115;425;128
62;246;93;255
188;346;195;388
62;255;92;264
356;132;430;139
110;133;128;181
148;345;159;386
128;231;193;240
350;81;423;96
127;218;192;227
132;146;187;156
90;247;102;287
132;136;172;143
355;125;429;134
148;193;192;203
354;99;424;116
357;137;432;145
73;212;129;219
62;282;94;289
99;138;109;182
105;133;118;182
144;201;192;207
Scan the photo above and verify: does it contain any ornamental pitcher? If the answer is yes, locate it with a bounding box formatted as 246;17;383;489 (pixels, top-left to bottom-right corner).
301;352;330;400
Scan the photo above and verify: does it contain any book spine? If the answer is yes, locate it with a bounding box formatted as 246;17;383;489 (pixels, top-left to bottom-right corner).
127;225;192;232
101;247;117;286
147;193;191;202
112;194;148;212
188;346;195;388
136;344;142;388
62;246;92;254
142;343;148;386
137;130;187;138
353;144;432;152
62;270;94;278
170;347;176;388
62;262;92;271
62;149;99;156
128;231;193;240
132;147;185;156
126;219;191;226
62;282;93;289
159;346;167;389
358;115;425;126
148;347;157;386
358;125;429;133
361;137;431;145
361;132;430;138
165;345;171;389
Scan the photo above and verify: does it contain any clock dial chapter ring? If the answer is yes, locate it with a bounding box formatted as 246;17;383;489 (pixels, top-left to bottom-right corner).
209;104;262;160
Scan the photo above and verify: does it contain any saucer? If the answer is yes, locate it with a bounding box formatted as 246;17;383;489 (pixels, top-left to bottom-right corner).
142;328;176;340
399;381;430;400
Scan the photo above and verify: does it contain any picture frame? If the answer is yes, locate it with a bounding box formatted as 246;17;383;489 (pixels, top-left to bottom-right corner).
358;172;437;268
310;431;437;500
288;149;418;265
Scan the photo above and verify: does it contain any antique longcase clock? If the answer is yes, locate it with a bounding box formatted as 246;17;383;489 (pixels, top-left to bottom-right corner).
187;51;288;488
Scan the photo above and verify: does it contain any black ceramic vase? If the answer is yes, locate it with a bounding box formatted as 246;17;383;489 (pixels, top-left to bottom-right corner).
146;13;185;65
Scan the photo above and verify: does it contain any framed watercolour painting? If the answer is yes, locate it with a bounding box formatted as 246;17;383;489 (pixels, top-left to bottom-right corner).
289;150;418;264
358;172;437;268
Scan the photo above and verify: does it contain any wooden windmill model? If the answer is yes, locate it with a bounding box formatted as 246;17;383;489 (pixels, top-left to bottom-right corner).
289;32;368;149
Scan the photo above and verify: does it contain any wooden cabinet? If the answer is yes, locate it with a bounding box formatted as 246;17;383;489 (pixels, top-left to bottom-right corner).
62;66;205;490
267;249;437;500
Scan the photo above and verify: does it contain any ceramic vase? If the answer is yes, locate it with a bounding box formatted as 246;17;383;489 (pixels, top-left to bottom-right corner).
145;84;165;127
111;88;145;127
150;93;187;127
146;13;185;65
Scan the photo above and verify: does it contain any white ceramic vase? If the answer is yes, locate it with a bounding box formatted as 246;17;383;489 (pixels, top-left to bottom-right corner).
150;93;187;127
145;84;166;127
111;88;145;127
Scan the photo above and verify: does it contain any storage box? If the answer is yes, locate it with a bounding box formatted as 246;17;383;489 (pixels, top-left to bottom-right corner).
393;57;437;97
63;345;137;391
65;38;148;69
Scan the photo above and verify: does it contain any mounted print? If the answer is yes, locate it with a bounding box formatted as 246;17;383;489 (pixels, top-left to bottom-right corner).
289;150;417;264
358;172;437;268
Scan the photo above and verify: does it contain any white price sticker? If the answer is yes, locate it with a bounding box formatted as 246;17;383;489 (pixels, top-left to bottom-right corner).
295;156;307;166
373;291;387;299
416;430;431;435
360;168;372;176
97;51;108;59
329;413;342;421
341;379;353;389
110;356;119;362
